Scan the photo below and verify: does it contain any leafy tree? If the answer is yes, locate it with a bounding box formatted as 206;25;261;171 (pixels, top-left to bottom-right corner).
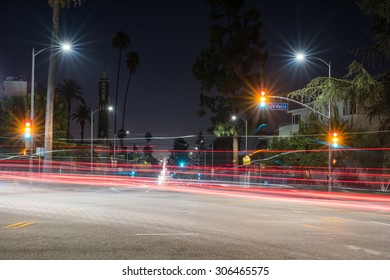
112;31;131;134
168;138;190;167
192;0;268;165
269;113;326;167
143;145;158;165
0;96;27;153
56;79;85;140
53;92;68;144
351;0;390;143
71;104;91;143
195;130;207;149
288;0;389;146
350;0;390;65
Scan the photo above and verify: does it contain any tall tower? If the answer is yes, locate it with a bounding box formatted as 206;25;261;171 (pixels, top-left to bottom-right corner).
97;70;110;140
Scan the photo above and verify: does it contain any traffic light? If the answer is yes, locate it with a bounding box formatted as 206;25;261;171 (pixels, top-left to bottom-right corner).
24;120;32;139
259;90;267;108
331;132;339;148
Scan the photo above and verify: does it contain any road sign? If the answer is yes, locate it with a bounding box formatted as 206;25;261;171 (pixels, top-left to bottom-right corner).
267;103;288;110
243;155;251;165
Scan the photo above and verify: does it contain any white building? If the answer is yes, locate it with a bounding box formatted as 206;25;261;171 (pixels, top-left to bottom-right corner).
278;100;378;137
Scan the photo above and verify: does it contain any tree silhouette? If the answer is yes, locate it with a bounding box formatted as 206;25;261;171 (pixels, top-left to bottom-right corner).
112;31;131;134
56;79;85;140
192;0;268;166
71;104;91;143
121;52;140;131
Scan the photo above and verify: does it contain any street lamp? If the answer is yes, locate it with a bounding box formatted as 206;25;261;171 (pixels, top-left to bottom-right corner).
31;43;72;122
91;106;113;170
113;130;129;160
30;43;71;153
231;115;248;153
295;52;332;192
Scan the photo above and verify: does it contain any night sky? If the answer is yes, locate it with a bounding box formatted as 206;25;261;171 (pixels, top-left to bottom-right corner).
0;0;370;152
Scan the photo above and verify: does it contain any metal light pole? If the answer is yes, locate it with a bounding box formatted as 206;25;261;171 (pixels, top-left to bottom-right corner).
30;44;71;169
231;115;248;153
296;53;332;191
210;143;214;178
91;106;113;171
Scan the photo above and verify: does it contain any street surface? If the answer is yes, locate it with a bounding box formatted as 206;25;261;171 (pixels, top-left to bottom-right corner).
1;178;390;259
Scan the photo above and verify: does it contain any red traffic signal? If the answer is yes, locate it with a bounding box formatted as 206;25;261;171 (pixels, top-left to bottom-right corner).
24;120;32;139
331;132;339;148
259;90;267;108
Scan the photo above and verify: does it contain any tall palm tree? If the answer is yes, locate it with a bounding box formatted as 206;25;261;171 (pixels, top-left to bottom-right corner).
121;52;140;131
112;31;131;134
44;0;84;170
71;104;91;143
56;79;85;140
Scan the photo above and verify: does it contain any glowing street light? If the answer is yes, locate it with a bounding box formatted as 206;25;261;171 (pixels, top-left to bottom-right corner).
295;52;333;191
30;43;72;156
231;115;248;153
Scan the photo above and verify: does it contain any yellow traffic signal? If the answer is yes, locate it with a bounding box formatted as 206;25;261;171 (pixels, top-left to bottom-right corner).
331;132;339;148
24;120;32;139
259;90;267;108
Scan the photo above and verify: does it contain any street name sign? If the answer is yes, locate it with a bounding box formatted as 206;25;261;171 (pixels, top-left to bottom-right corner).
267;103;288;110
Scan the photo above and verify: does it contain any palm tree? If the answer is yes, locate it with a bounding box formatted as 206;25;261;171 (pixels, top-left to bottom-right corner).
56;79;85;140
112;31;131;134
44;0;84;170
71;104;91;143
121;52;140;131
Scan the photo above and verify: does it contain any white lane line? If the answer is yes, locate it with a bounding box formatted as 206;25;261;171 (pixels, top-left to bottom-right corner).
335;217;390;227
370;221;390;227
135;233;199;236
347;245;387;257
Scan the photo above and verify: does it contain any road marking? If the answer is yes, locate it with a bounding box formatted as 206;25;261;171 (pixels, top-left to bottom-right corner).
347;245;386;257
3;221;36;229
333;217;390;227
370;221;390;227
135;233;199;236
68;207;83;212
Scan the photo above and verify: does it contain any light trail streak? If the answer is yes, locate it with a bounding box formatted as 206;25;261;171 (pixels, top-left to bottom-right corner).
1;167;390;213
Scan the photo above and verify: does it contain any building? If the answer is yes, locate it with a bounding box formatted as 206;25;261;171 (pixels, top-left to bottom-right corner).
2;76;27;97
278;100;378;137
97;71;110;140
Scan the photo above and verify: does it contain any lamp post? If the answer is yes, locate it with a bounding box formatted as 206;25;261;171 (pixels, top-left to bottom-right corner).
231;115;248;153
90;106;113;171
30;43;71;169
295;53;332;192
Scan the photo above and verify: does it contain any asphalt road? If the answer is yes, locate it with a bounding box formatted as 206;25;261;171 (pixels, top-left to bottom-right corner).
0;179;390;260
